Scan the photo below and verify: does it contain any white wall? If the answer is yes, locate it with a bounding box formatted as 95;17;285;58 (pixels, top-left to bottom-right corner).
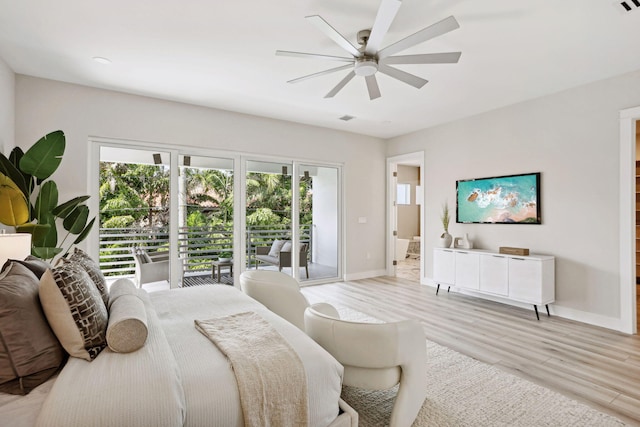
387;69;640;330
0;57;15;233
14;75;387;278
0;57;14;156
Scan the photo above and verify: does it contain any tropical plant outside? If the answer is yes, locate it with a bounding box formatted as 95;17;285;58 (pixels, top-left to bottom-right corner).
98;161;313;276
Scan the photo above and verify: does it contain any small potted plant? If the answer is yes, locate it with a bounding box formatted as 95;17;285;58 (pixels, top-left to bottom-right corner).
439;203;453;248
218;252;232;262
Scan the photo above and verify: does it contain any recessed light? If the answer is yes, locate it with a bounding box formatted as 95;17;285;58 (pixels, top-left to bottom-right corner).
92;56;112;65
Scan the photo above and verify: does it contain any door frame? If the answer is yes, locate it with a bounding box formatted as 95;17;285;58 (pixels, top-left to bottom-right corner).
619;106;640;334
386;152;424;282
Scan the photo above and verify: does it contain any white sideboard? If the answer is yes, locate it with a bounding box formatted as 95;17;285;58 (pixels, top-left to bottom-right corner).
433;248;555;319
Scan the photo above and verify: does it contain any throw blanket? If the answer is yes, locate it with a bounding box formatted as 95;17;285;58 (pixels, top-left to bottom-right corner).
195;312;309;427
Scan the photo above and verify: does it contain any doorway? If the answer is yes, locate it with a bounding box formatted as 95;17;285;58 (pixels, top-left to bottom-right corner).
620;107;640;334
387;152;424;283
635;120;640;332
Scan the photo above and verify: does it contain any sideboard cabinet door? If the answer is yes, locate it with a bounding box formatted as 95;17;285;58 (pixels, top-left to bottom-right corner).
455;251;480;290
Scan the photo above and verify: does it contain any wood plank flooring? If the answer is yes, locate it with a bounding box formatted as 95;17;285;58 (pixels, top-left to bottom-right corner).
302;277;640;426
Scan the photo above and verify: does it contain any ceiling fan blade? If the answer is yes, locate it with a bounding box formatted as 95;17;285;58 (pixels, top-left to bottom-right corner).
381;52;461;65
287;64;354;84
325;71;356;98
276;50;355;63
306;15;361;57
378;15;460;59
365;75;381;100
378;64;428;89
364;0;402;56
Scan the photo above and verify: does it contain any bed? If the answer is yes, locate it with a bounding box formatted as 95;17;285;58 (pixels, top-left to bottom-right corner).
0;283;355;427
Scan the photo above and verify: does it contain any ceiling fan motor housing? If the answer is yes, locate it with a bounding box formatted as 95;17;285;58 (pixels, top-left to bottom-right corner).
355;56;378;76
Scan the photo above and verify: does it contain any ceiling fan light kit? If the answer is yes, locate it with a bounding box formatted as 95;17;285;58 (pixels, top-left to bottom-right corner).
276;0;462;100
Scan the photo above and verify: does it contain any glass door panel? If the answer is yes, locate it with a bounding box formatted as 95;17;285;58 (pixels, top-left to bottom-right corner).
98;146;172;287
299;164;339;281
246;160;293;277
179;155;234;286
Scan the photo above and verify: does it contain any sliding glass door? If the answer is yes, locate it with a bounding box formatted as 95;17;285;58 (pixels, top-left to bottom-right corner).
98;146;174;287
179;155;234;285
94;140;342;287
298;164;340;281
245;160;294;277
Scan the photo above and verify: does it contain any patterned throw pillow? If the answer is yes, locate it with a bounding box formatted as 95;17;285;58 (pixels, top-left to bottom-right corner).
39;263;108;361
268;240;287;258
65;248;109;307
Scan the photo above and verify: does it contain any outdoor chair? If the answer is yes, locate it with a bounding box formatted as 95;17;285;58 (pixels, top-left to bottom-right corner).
254;240;309;278
131;246;170;288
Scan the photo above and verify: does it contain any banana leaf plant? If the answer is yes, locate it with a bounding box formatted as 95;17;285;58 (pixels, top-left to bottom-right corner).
0;130;94;261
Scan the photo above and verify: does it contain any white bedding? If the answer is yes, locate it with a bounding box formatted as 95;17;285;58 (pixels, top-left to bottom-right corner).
1;284;345;427
150;285;344;427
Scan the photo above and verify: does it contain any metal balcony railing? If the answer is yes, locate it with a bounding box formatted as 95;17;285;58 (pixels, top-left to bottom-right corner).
99;224;312;277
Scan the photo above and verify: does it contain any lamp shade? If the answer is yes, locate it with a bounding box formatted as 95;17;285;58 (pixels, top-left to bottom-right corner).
0;233;32;266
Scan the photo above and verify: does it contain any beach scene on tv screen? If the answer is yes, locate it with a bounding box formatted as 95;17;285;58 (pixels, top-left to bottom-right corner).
457;174;539;223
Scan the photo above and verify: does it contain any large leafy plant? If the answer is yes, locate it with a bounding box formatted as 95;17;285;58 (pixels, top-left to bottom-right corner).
0;130;94;260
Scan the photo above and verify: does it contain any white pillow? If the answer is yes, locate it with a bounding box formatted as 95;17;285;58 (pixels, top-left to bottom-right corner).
268;240;286;257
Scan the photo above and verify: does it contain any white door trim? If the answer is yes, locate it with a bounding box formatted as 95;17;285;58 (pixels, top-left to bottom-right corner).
619;106;640;334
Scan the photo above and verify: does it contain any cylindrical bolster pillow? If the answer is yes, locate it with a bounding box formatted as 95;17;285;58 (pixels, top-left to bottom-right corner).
107;294;148;353
108;278;137;310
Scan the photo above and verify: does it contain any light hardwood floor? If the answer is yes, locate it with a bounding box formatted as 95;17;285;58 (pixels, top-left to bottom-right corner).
302;277;640;426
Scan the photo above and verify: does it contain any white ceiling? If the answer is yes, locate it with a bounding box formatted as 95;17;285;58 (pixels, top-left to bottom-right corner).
1;1;639;139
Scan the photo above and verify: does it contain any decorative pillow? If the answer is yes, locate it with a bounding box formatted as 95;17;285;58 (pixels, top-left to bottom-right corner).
108;278;138;309
106;292;148;353
39;264;108;361
281;241;293;253
268;239;286;258
65;248;109;307
0;263;65;395
1;255;52;279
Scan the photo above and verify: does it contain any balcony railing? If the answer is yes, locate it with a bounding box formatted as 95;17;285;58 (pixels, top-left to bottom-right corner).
99;224;312;277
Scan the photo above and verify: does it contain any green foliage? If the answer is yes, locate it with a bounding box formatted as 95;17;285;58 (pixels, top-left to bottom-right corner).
0;131;94;261
247;207;280;226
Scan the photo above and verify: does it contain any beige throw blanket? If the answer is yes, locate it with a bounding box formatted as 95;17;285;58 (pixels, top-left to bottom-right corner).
195;312;309;427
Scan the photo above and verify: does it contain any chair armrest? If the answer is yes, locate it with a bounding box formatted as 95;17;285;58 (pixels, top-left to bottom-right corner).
256;246;270;255
148;252;169;262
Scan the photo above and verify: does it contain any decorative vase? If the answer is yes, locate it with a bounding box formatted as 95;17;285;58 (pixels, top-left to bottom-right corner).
439;232;452;248
461;233;473;249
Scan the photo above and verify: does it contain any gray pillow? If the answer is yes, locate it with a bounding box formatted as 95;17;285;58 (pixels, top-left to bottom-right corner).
1;255;52;279
0;263;65;395
268;240;287;257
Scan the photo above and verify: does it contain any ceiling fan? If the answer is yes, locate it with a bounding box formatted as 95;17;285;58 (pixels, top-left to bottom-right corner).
276;0;462;100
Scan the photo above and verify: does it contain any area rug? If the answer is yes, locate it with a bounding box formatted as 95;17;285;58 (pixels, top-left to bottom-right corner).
337;308;625;427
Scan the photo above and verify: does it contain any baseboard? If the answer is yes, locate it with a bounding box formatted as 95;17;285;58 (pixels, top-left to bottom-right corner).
425;277;628;333
344;269;387;281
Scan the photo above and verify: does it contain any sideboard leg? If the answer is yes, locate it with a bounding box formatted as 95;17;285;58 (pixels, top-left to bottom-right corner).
447;286;450;293
545;304;550;317
534;305;540;320
436;283;440;295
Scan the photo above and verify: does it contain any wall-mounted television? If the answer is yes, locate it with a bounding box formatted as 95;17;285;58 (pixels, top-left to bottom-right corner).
456;172;541;224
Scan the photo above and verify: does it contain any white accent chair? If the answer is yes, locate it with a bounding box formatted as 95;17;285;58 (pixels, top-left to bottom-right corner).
304;306;427;427
239;270;338;331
